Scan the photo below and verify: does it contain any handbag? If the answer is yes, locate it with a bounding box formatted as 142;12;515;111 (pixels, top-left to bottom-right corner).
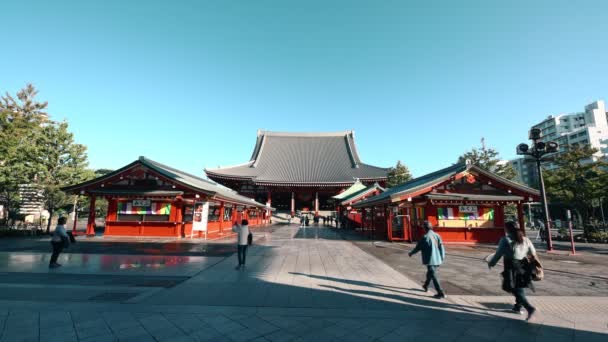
247;232;253;245
528;254;544;281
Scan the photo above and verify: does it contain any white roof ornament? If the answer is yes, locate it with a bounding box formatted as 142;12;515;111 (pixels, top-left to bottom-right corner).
465;159;472;166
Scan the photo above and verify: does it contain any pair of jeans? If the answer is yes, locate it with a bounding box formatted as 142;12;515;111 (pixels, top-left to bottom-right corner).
237;244;248;265
513;287;534;312
50;241;63;265
424;265;444;294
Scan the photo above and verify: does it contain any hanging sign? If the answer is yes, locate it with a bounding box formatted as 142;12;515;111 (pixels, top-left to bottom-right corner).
459;205;478;213
192;201;209;235
133;199;151;207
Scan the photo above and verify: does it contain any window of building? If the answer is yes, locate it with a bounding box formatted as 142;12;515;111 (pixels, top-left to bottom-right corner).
208;202;221;222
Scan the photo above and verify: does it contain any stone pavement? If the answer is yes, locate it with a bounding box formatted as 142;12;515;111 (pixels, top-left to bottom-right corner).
0;225;607;341
355;239;608;296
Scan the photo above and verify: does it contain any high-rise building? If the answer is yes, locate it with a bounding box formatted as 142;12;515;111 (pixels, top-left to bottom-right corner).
511;100;608;187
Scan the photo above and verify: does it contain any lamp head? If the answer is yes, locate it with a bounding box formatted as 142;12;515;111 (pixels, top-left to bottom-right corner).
546;141;559;153
529;128;542;140
516;143;529;155
535;141;546;151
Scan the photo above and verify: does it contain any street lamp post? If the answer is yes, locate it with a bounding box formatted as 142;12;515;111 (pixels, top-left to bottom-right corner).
517;128;559;251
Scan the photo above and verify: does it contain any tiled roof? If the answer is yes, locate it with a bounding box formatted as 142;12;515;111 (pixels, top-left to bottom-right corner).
340;183;385;205
62;157;267;208
205;131;388;185
353;163;540;208
332;180;367;200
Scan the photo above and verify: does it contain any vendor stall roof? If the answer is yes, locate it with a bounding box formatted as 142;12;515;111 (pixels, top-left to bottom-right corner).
62;157;268;208
353;163;540;208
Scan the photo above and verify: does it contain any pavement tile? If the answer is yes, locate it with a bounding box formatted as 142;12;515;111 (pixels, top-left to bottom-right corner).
239;316;280;335
187;326;224;341
263;330;298;342
212;320;246;334
40;332;78;342
224;327;262;342
79;334;118;342
76;326;113;340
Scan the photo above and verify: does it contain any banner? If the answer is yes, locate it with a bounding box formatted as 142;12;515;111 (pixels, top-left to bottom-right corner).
192;201;209;234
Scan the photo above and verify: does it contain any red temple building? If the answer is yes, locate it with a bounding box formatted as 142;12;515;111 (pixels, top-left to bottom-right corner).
352;162;540;244
205;130;389;216
62;157;269;238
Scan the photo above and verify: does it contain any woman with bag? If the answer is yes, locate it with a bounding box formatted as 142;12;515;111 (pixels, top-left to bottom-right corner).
488;221;538;321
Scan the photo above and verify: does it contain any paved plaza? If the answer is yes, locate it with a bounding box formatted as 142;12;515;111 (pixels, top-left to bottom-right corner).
0;225;607;341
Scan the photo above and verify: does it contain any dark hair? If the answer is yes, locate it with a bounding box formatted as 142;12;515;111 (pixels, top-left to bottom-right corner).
241;219;249;226
58;217;67;225
423;221;433;231
505;221;524;244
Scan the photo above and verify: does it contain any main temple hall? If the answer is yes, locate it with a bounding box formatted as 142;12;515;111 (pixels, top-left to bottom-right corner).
205;130;389;216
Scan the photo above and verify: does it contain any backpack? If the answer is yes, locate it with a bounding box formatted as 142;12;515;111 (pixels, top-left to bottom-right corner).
247;232;253;245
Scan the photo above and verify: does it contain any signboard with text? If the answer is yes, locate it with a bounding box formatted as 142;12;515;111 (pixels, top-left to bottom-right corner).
458;205;478;213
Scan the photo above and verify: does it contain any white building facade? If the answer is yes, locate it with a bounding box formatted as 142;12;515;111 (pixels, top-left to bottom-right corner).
511;100;608;187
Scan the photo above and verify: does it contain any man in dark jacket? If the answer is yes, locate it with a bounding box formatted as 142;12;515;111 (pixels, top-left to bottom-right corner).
408;221;447;299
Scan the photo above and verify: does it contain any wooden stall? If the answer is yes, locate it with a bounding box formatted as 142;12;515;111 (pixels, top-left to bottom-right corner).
353;163;540;244
62;157;269;239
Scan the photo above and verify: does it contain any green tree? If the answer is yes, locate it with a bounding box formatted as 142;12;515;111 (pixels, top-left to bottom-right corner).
457;142;516;180
36;121;91;232
544;145;608;226
386;160;413;188
0;84;48;223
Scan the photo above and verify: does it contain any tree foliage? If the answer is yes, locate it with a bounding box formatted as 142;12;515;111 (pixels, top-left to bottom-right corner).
386;160;413;188
0;85;49;222
544;145;608;225
0;84;92;228
457;144;516;180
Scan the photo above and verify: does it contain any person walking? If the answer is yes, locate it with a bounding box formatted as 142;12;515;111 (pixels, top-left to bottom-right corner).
232;219;250;270
408;221;446;299
488;221;538;321
49;217;69;268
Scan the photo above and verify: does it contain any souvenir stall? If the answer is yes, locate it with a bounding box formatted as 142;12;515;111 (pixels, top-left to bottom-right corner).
353;163;540;243
62;157;269;239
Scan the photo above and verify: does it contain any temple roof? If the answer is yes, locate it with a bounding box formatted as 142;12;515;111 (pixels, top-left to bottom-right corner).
353;163;540;208
205;130;388;185
332;179;367;200
62;157;267;208
339;182;385;205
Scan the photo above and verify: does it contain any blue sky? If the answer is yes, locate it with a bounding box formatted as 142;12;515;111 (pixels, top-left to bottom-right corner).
2;1;607;177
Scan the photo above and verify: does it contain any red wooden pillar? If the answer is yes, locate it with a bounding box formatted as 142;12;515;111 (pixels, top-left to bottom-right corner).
86;196;96;236
370;207;375;239
174;199;183;238
314;192;319;217
425;203;438;227
291;192;295;217
495;205;505;227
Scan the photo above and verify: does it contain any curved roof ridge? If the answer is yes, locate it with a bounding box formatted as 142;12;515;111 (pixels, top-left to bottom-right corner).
258;130;354;137
205;161;255;172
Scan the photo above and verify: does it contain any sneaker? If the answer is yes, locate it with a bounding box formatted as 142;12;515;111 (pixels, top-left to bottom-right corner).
433;293;447;299
49;263;61;268
235;265;241;270
512;305;523;315
526;308;537;322
422;284;429;292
